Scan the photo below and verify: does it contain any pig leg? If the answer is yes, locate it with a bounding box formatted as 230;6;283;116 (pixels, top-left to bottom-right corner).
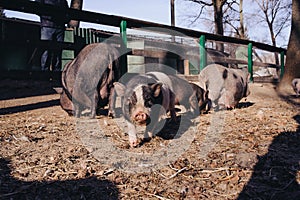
205;99;212;113
107;87;116;118
188;93;199;116
170;106;177;122
74;102;82;118
145;118;159;139
202;90;211;113
145;106;166;139
90;91;99;118
126;121;139;147
168;93;177;122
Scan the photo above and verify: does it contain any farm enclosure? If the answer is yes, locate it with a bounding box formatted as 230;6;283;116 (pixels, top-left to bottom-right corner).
0;1;298;199
0;79;299;199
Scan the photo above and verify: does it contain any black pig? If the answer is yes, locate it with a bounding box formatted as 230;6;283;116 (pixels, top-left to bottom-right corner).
58;43;120;118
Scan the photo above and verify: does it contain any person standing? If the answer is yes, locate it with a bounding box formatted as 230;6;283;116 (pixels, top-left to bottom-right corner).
37;0;69;71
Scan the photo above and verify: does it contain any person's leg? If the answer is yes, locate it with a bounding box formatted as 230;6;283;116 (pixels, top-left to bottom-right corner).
40;27;55;71
52;28;65;71
41;50;51;71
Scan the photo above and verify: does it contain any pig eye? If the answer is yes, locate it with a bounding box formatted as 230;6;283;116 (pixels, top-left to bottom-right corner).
128;92;137;105
143;92;154;107
144;99;153;107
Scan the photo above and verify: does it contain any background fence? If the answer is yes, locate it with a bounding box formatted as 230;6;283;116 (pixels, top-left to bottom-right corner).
0;0;287;82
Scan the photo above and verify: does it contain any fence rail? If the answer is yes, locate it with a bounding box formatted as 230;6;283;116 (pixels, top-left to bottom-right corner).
0;0;287;82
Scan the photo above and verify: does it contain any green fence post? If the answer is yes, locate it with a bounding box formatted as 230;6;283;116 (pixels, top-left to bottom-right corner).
120;20;127;46
199;35;206;72
248;43;253;82
280;51;285;79
120;20;128;75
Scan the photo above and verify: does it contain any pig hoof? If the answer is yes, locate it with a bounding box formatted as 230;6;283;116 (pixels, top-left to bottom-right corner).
89;115;96;119
142;137;152;143
108;111;115;118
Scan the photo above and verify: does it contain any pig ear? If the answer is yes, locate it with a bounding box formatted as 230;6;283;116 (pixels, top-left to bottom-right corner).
53;87;63;94
198;79;207;91
151;83;163;97
114;82;126;97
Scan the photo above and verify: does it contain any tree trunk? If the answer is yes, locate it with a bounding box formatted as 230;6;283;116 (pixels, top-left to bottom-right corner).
68;0;83;28
239;0;245;39
269;28;279;65
171;0;175;26
278;0;300;92
266;15;280;65
213;0;224;52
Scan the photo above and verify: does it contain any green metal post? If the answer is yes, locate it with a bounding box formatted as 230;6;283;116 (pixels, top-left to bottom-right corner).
120;20;127;46
199;35;206;72
248;43;253;82
280;51;285;79
120;20;128;75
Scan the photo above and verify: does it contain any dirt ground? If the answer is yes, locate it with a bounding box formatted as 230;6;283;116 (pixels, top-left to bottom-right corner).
0;79;300;200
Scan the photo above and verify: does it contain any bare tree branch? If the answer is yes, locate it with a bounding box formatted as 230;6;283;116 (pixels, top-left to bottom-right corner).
186;0;213;6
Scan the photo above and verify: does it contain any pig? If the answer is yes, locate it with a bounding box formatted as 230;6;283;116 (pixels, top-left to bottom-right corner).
59;43;120;118
292;78;300;97
114;71;176;147
198;64;250;110
167;75;209;116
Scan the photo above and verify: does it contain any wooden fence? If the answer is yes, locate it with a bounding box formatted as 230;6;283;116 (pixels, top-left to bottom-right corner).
0;0;287;82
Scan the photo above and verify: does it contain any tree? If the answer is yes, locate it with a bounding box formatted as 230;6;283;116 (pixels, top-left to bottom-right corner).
68;0;83;28
278;0;300;92
238;0;245;38
224;0;248;39
252;0;292;64
182;0;240;51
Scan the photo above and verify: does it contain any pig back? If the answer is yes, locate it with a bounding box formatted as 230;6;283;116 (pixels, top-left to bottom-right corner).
167;74;194;105
74;43;120;94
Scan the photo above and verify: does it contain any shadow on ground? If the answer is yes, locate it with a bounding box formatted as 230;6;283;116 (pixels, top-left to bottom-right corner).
0;79;60;100
0;99;60;115
0;158;119;200
238;115;300;199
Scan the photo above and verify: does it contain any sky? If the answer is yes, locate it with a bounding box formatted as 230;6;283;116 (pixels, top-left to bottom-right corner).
4;0;172;26
3;0;291;48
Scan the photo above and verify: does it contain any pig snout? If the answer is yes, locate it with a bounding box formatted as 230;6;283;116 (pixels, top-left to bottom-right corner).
132;111;149;125
292;79;300;97
130;139;139;148
134;112;148;121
